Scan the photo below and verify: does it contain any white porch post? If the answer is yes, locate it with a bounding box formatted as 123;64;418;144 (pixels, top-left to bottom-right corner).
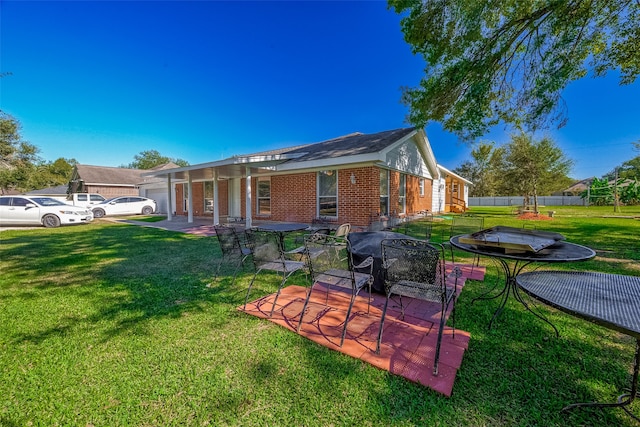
166;175;173;221
245;166;252;229
213;169;219;225
187;172;194;223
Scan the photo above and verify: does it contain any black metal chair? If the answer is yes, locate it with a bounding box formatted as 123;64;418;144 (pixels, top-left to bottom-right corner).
423;212;434;241
447;215;484;272
296;235;374;347
377;238;461;376
287;229;331;259
243;229;306;317
212;224;252;286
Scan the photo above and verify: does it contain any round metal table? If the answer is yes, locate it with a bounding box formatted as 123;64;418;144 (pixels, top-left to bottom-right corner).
256;223;310;251
450;235;596;332
517;271;640;421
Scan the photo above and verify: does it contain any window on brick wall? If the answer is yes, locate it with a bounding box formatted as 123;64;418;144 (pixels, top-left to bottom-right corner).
419;178;425;197
257;177;271;215
318;170;337;218
398;173;406;214
380;169;389;216
204;181;213;213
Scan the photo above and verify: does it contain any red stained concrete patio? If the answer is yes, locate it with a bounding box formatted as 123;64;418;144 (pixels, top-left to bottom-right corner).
240;264;485;397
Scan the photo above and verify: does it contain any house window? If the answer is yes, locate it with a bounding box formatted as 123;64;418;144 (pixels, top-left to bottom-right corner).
204;181;213;213
398;173;406;214
419;178;425;197
379;169;389;216
257;177;271;215
318;170;337;218
452;183;459;194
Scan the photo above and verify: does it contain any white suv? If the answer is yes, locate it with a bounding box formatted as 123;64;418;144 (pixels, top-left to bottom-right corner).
91;196;157;218
0;196;94;228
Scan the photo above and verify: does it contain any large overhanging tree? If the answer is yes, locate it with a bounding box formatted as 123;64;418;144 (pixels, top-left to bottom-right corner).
389;0;640;140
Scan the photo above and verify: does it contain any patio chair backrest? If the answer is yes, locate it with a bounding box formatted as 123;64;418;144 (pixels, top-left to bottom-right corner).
303;235;360;287
334;223;351;238
450;215;484;238
381;238;445;294
245;229;285;267
214;225;243;257
423;212;434;241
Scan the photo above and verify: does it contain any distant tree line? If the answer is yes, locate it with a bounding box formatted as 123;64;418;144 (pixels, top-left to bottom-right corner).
455;134;640;207
453;132;573;211
0;112;76;194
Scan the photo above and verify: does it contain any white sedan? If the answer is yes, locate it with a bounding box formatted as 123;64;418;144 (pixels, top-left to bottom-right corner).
0;196;94;228
91;196;156;218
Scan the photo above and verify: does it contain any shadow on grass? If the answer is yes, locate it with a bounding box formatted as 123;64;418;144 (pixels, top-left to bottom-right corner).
1;216;638;426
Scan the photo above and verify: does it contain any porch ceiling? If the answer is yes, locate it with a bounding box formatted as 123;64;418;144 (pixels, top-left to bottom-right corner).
146;161;285;182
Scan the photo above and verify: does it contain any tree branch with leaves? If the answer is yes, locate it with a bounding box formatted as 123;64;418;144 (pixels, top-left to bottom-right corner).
389;0;639;140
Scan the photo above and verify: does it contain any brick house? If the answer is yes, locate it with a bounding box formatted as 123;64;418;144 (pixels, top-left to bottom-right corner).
143;127;471;228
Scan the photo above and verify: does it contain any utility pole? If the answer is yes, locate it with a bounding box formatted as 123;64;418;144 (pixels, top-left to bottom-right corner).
613;168;621;213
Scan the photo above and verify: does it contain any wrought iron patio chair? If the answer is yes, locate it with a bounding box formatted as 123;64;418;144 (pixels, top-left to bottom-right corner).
423;212;434;241
333;223;351;238
377;238;461;375
287;228;331;260
213;224;252;286
447;215;485;273
243;229;306;317
296;235;374;347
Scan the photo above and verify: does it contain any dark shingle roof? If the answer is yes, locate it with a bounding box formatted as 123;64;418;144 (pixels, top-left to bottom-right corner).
235;128;416;162
281;128;416;162
75;164;146;185
25;185;69;195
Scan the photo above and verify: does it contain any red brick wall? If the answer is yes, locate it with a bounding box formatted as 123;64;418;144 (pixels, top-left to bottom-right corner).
337;167;379;226
407;175;432;213
267;173;317;222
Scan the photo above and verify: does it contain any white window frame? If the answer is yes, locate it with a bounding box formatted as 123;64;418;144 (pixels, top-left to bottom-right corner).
257;177;271;215
204;181;214;213
379;169;389;216
398;173;406;214
317;170;338;219
419;178;425;197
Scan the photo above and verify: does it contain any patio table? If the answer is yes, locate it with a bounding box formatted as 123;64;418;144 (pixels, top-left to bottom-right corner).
450;231;596;332
257;222;310;251
516;270;640;421
348;231;413;293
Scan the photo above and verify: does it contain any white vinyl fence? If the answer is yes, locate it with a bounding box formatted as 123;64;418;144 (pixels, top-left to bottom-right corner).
469;196;586;207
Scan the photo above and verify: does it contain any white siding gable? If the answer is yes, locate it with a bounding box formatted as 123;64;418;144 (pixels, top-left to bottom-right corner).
383;138;434;179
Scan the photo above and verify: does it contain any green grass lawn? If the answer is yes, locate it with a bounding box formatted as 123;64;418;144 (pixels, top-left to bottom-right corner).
1;206;639;426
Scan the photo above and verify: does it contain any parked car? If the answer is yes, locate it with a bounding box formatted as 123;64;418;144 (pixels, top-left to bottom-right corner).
0;196;94;228
91;196;156;218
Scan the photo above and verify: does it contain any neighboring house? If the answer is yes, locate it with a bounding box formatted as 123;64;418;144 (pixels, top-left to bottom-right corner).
143;127;472;228
68;163;179;214
558;178;594;196
558;177;636;197
138;162;180;215
69;164;146;197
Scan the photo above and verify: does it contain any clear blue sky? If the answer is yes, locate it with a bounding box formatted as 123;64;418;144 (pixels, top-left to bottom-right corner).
1;1;638;180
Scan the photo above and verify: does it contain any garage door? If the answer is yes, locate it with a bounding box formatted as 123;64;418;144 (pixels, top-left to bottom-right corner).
146;189;169;214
